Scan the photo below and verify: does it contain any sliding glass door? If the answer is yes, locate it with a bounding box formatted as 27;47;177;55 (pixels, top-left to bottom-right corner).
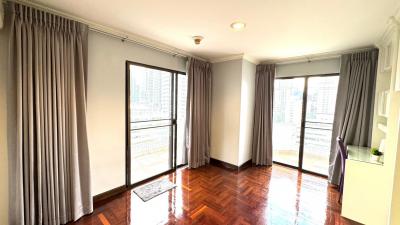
127;62;187;185
273;78;305;167
272;75;339;176
176;74;188;166
302;76;339;175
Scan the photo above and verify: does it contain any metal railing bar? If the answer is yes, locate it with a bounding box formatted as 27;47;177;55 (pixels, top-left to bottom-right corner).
304;121;333;124
131;119;172;123
304;127;332;131
131;124;172;131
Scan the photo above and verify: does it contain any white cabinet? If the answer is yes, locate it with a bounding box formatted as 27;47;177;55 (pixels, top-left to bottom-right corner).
342;159;387;225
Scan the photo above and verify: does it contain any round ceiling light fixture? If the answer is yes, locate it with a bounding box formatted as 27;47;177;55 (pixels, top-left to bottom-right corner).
230;21;246;31
192;36;204;45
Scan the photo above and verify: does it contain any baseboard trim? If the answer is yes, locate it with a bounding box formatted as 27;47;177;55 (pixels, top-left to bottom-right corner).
93;167;186;207
210;158;252;172
92;160;252;207
93;185;128;207
210;158;238;170
239;159;253;171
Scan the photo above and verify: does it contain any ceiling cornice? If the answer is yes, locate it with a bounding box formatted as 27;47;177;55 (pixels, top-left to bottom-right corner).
211;4;400;65
264;55;339;65
260;46;376;65
210;54;260;64
5;0;398;64
242;55;260;65
4;0;206;61
210;54;244;63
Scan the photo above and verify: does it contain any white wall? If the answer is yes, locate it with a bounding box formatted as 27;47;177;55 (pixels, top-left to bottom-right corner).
0;15;9;225
87;31;186;195
276;58;341;77
211;60;242;166
211;59;256;167
238;60;256;166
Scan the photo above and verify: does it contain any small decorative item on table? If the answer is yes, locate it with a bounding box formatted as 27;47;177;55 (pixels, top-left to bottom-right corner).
370;147;383;162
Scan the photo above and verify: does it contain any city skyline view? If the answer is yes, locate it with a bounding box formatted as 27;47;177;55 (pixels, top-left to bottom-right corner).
273;76;339;175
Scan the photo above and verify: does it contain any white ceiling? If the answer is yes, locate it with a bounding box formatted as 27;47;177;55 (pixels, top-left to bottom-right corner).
34;0;399;61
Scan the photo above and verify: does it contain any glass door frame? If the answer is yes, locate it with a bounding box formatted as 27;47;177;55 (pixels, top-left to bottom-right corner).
125;60;187;187
273;73;339;177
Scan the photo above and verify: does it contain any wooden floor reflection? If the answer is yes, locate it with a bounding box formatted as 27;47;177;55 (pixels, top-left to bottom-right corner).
69;164;360;225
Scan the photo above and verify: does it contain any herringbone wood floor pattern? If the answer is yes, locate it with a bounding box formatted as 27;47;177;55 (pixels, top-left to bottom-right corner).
69;164;360;225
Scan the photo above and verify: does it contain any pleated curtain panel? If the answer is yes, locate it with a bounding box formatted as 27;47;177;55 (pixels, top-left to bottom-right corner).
185;58;212;168
328;49;378;185
252;64;275;166
9;3;93;224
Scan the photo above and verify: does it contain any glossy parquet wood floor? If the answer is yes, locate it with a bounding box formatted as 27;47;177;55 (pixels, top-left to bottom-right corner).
69;164;360;225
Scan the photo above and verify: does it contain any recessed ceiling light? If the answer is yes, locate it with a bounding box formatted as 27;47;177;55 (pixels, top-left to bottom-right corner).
230;22;246;31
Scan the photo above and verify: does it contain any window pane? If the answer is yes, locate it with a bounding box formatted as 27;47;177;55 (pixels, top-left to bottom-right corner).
130;65;172;122
129;64;173;184
176;74;188;166
273;78;304;167
131;126;172;183
303;76;339;175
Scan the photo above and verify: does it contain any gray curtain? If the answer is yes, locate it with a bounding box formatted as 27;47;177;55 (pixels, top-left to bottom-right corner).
185;58;212;168
329;49;378;185
9;3;92;225
252;64;275;166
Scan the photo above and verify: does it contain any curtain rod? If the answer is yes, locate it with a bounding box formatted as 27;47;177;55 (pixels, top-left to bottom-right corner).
3;0;207;61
